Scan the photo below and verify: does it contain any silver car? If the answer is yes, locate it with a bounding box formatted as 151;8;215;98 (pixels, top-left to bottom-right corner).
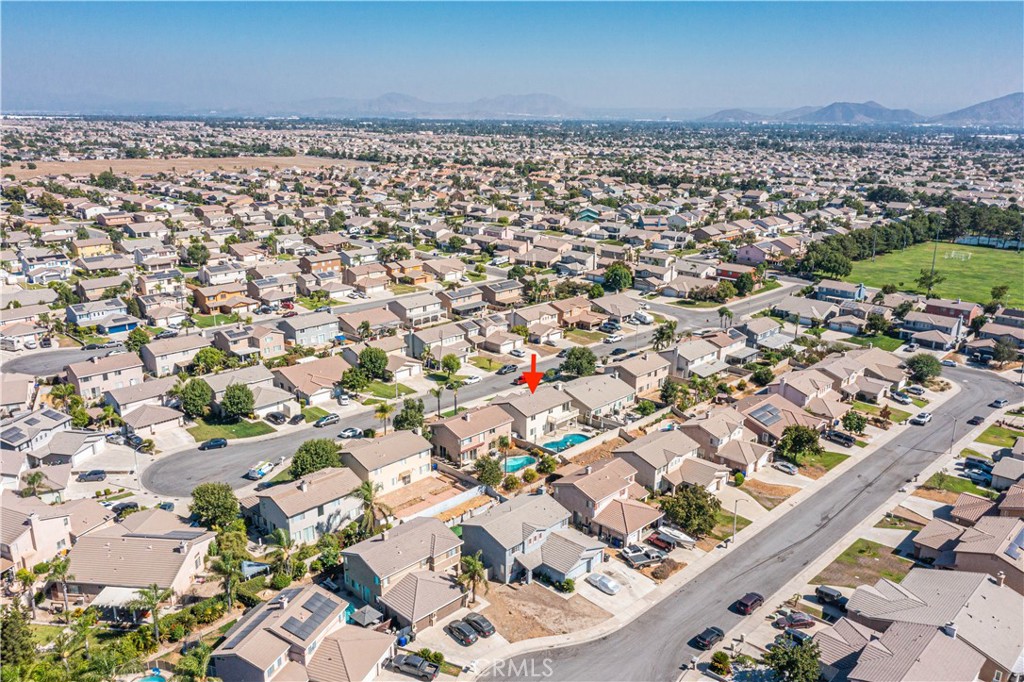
586;573;622;595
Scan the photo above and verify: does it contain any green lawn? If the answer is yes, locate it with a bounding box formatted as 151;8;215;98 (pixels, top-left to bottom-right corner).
846;242;1024;307
414;244;435;252
975;425;1024;449
799;450;850;475
466;271;487;281
755;279;783;295
853;401;911;423
911;397;930;408
874;516;924;531
709;510;752;542
389;284;425;295
193;313;239;328
959;447;992;461
469;356;504;372
364;380;415;399
302;406;330;422
426;372;469;384
187;418;276;441
674;299;722;309
566;328;607;344
267;468;296;485
296;295;331;310
841;334;904;352
923;471;998;499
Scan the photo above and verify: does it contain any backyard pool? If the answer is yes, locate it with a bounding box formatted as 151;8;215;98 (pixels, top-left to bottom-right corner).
543;433;589;453
502;455;537;473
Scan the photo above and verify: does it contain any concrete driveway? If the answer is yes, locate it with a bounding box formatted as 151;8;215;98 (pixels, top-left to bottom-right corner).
411;602;512;668
576;559;657;614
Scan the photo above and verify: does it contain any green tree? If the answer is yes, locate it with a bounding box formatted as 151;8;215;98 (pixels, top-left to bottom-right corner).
661;486;722;538
392;398;425;431
735;272;755;296
172;642;216;682
289;438;340;477
992;339;1018;367
653;321;677;351
915;268;946;297
358;346;389;380
49;383;77;409
636;399;657;416
751;365;775;386
186;242;210;266
864;313;892;336
603;262;633;291
189;482;240;528
991;284;1010;305
47;557;75;618
340;367;370;392
84;645;145;682
906;353;943;383
375;401;394;434
429;385;446;417
349;480;394;536
268;528;295;576
776;425;824;465
473;455;503;488
762;638;821;682
588;283;605;299
357;320;373;341
71;406;90;428
440;353;461;380
221;383;255;420
124;327;150;352
660;379;682;405
536;454;559;474
14;569;36;619
192;347;226;374
181;379;213;418
209;553;243;609
562;346;597;377
128;583;173;642
842;411;868;435
458;551;489;605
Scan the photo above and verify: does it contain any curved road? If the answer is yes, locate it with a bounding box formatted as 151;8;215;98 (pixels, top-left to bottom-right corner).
1;347;114;376
488;366;1014;681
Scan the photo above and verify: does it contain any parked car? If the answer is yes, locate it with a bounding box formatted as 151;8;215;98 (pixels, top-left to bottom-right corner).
265;412;287;425
339;427;362;439
77;470;107;482
991;398;1010;408
905;385;925;396
610;347;627;357
39;336;53;348
966;415;985;426
315;305;333;313
604;334;623;343
280;301;295;310
904;343;919;352
965;470;993;486
288;414;304;425
694;626;725;650
154;330;178;340
497;364;518;375
338;395;350;407
815;585;844;605
586;573;622;595
198;438;228;450
509;348;526;358
825;430;856;448
735;592;764;615
513;375;527;386
282;311;298;318
445;620;478;646
890;391;913;405
463;375;482;385
621;544;665;568
463;612;495;637
774;612;814;630
941;359;958;367
83;343;103;350
389;654;440;681
112;501;139;516
909;412;933;425
543;339;558;347
557;348;569;358
771;629;814;649
774;461;799;476
314;414;340;428
157;501;175;512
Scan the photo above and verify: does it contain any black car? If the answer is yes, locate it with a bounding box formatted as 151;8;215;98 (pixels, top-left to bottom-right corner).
288;414;304;425
695;626;725;650
815;585;844;605
735;592;764;615
825;430;856;448
463;612;495;637
112;501;139;516
154;330;179;340
77;470;107;482
966;415;985;426
126;434;145;450
40;336;53;348
557;348;569;358
83;343;103;350
497;364;518;375
265;412;287;425
157;501;175;512
198;438;228;450
446;620;478;646
610;347;627;356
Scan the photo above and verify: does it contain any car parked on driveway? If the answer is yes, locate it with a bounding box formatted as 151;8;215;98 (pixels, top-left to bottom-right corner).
112;501;139;516
815;585;844;605
154;330;178;340
198;438;228;450
288;414;304;425
265;412;287;425
890;391;913;405
621;544;665;568
77;470;107;482
445;620;478;646
694;626;724;650
909;412;933;425
509;348;526;358
825;430;856;448
586;573;622;595
905;385;925;396
774;612;814;630
389;654;439;681
463;612;495;637
774;461;799;476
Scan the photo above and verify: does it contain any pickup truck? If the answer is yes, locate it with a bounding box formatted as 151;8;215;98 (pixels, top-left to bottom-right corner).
390;654;440;681
621;544;666;568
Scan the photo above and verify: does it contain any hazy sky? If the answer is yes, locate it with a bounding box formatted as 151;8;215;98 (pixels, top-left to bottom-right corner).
3;2;1022;114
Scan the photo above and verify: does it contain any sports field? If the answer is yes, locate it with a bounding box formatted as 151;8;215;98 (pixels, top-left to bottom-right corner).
846;243;1024;306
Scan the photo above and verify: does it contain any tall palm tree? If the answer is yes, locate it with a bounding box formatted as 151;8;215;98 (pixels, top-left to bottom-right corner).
128;583;172;642
15;568;36;619
83;646;145;682
375;402;394;435
420;347;435;371
458;551;489;605
652;321;678;351
448;380;464;414
357;320;373;341
496;435;512;475
717;306;733;329
268;529;295;576
47;557;74;620
429;385;446;417
209;553;243;609
96;405;122;430
70;608;98;657
173;642;218;682
52;630;84;677
348;480;394;536
49;384;76;410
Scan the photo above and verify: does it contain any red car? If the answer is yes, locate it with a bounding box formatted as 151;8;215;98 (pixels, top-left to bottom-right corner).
773;612;814;630
281;301;295;310
646;533;672;551
513;374;527;385
282;311;299;318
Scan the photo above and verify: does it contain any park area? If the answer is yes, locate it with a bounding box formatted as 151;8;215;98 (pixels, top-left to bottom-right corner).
845;243;1024;306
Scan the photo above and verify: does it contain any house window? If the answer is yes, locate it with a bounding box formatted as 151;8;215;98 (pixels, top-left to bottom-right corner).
992;673;1002;682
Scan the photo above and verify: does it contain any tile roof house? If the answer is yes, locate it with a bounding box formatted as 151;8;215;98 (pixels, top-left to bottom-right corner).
340;431;432;495
679;406;773;476
610;352;671;394
490;386;579;443
428;405;514;468
733;392;827;445
612;428;725;493
1;408;72;453
950;516;1024;595
560;374;637;426
272;355;348;405
141;334;211;377
66;353;145;400
250;468;363;545
1;490;113;573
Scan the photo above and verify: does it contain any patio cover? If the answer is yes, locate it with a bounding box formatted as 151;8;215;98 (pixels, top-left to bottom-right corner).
350;604;384;627
92;586;142;608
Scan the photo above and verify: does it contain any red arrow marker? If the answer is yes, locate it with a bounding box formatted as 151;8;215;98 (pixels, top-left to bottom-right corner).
521;354;544;394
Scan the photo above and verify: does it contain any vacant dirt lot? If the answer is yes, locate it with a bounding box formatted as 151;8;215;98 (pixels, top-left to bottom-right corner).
742;479;802;510
8;155;369;179
811;538;913;588
570;437;626;467
912;487;959;504
479;582;610;642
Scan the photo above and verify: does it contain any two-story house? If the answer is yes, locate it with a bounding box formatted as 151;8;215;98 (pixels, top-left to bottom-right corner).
428;406;514;468
479;280;524;309
298;252;342;276
249;468;363;545
340;430;432;495
271;355;347;405
612;429;727;493
924;298;983;326
609;352;670;395
213;324;287;360
490;386;579;443
900;311;965;350
436;285;487;317
140;334;211;377
387;294;444;328
679;406;773;476
278;312;339;348
815;279;867;303
66;353;145;400
660;338;728;378
0;408;72;452
560;375;637;426
340;263;390;295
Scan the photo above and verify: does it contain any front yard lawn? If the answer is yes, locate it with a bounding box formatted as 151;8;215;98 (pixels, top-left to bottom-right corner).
976;425;1024;449
426;372;469;384
193;313;240;328
187;418;276;441
466;271;487;281
296;295;331;310
911;397;929;408
364;380;415;399
741;479;802;510
389;284;425;295
697;510;753;550
811;538;913;587
874;516;924;531
302;406;330;422
853;401;911;423
840;334;903;352
566;328;606;344
798;450;850;479
920;471;997;500
470;356;504;372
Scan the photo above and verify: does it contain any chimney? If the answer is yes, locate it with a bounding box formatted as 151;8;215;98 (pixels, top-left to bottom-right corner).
177;540;189;553
941;622;957;639
463;412;472;422
279;596;289;610
299;480;309;492
643;353;649;360
997;571;1006;587
584;465;592;475
381;529;389;541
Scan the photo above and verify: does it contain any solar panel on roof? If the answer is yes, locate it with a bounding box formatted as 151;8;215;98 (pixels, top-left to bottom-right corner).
1005;528;1024;560
302;592;336;615
42;409;64;420
24;418;40;426
750;404;782;427
1;427;25;442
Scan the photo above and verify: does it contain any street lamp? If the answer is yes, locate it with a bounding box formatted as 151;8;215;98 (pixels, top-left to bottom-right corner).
730;498;748;546
949;417;958;455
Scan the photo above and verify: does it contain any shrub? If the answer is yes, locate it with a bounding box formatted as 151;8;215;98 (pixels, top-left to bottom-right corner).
236;576;267;607
270;572;292;590
416;648;445;665
734;472;745;487
292;562;307;580
32;562;50;575
709;651;732;676
362;428;376;438
501;473;522;491
522;468;538;484
556;578;575;593
34;591;45;605
167;623;187;642
651;558;682;581
309;559;323;573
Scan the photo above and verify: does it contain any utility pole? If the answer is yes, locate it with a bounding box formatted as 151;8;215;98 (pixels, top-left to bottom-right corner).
730;498;747;546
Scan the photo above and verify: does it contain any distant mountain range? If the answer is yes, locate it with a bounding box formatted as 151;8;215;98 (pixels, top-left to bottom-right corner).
5;91;1022;127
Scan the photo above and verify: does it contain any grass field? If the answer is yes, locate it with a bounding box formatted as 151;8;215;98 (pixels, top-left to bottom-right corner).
187;418;275;441
302;406;330;422
566;328;607;344
798;450;850;479
193;313;239;328
365;380;415;399
975;424;1024;449
846;243;1024;306
922;471;997;500
470;356;504;372
853;401;911;423
840;334;904;352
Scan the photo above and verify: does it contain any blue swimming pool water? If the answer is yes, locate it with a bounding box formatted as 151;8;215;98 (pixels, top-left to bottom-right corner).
543;433;589;453
503;455;537;473
139;675;165;682
343;602;356;623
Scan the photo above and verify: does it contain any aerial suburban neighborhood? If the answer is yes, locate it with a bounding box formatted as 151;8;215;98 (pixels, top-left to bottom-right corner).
1;3;1023;682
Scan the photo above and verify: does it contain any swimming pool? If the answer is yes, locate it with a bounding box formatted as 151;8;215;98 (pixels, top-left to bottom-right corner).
543;433;589;453
138;674;166;682
343;602;356;623
502;455;537;473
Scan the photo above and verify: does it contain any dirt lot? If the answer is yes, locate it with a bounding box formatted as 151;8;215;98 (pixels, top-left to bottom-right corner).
741;479;802;510
811;538;913;588
912;487;959;504
8;154;369;179
569;437;626;466
479;582;610;643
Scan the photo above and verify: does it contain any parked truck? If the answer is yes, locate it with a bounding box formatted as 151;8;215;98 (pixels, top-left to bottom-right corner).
621;544;666;568
390;654;440;681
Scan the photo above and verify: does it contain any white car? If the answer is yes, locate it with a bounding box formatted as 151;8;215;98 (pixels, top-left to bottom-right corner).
586;573;622;595
910;412;933;425
941;359;958;367
604;334;623;343
347;292;360;299
509;348;526;358
463;375;482;385
338;396;350;407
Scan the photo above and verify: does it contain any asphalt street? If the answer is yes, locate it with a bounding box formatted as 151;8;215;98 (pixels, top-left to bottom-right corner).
1;347;110;376
486;366;1014;682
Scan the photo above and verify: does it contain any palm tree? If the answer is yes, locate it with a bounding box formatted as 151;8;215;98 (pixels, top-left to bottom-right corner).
348;480;394;536
96;405;122;430
448;380;464;415
717;306;733;329
458;551;489;605
375;402;394;434
496;435;512;475
70;608;98;657
209;553;243;609
47;557;74;620
21;470;47;498
357;320;373;341
52;630;84;677
83;646;145;682
15;568;36;619
49;383;76;409
268;529;295;576
173;643;218;682
653;320;677;351
429;385;445;417
420;347;435;371
128;583;172;642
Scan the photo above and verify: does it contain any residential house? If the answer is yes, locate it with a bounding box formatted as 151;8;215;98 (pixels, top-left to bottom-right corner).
734;393;827;445
612;429;727;493
0;408;72;453
1;491;113;573
341;263;390;295
611;352;670;395
490;386;579;443
387;294;444;327
197;263;248;286
192;283;257;316
815;279;867;303
437;286;487;317
272;356;348;405
103;376;179;416
924;298;983;325
140;334;211;377
336;307;403;340
679;407;773;476
900;311;965;350
213;324;287;360
249;468;363;544
560;375;636;426
299;252;342;276
660;338;728;379
428;406;514;468
66;353;145;400
278;312;339;347
773;294;838;326
767;368;851;422
480;280;523;309
340;431;433;495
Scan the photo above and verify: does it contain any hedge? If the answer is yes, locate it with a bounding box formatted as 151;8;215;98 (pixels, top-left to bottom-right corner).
236;576;267;607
